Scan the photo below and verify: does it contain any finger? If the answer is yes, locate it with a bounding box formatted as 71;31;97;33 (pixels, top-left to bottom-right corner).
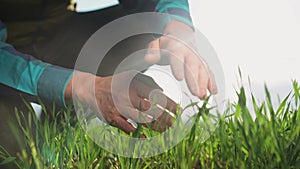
184;54;200;97
169;51;185;81
110;116;137;135
132;73;163;99
160;93;179;118
122;106;173;132
132;91;178;132
144;38;161;64
130;94;151;111
198;63;209;99
133;73;162;91
122;107;153;123
208;69;218;94
145;109;174;132
141;108;171;132
131;73;180;125
144;90;179;118
146;96;179;132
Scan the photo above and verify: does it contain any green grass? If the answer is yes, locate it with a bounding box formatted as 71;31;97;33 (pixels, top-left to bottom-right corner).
0;81;299;169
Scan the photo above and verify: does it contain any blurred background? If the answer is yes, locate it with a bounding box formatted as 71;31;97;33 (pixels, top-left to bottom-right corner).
189;0;300;106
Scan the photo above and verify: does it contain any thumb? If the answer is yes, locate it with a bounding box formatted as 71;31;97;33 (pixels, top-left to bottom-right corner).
144;38;161;64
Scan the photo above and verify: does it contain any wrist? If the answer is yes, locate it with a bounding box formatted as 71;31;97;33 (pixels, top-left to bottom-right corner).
64;71;99;106
162;20;196;49
164;20;194;35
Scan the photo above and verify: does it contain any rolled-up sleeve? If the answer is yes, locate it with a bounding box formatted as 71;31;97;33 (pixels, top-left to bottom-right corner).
0;20;74;107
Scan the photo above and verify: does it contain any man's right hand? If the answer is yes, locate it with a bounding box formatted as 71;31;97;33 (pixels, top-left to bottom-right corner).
65;71;179;134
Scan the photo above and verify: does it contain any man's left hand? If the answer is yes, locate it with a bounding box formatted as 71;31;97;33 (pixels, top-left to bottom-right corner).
144;20;218;99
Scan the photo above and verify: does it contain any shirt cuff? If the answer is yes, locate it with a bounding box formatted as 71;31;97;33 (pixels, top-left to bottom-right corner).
156;7;194;32
37;65;74;108
165;8;193;28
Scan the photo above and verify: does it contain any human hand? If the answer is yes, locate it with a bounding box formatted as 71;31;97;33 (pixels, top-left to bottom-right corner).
65;71;179;134
144;20;218;99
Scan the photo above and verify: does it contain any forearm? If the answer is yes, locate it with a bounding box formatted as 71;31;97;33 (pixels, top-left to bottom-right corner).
63;71;100;110
0;21;74;107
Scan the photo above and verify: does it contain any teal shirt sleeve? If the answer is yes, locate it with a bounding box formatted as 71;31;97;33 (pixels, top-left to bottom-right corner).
153;0;193;28
122;0;193;29
0;21;74;107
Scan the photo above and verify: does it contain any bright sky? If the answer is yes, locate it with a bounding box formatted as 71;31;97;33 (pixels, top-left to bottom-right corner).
189;0;300;105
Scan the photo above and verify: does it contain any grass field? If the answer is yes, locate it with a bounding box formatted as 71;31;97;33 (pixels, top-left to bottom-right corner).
0;80;299;169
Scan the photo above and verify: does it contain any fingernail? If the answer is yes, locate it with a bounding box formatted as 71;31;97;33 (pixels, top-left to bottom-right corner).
212;86;218;94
